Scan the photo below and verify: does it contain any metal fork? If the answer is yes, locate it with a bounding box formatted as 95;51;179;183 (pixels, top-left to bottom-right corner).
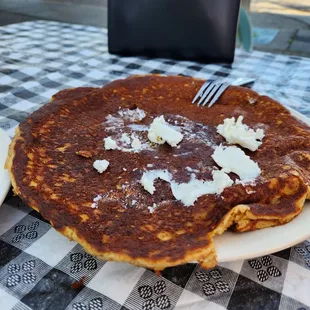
192;77;255;108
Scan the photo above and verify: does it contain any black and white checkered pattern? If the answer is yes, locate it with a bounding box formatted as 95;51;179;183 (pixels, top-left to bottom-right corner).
0;21;310;310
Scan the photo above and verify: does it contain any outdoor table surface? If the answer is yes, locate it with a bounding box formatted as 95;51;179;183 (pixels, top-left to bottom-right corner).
0;20;310;310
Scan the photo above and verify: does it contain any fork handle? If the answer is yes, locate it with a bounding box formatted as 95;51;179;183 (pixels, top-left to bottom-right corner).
231;77;255;87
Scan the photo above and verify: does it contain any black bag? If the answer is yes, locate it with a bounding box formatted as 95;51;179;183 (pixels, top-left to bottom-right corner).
108;0;240;64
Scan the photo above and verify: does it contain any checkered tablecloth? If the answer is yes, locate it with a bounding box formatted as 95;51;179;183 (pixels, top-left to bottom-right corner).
0;20;310;310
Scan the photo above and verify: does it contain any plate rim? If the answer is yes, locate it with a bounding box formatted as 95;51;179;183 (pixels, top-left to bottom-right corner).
0;128;11;206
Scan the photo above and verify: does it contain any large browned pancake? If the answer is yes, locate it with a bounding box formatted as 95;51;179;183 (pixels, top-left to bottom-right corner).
5;75;310;270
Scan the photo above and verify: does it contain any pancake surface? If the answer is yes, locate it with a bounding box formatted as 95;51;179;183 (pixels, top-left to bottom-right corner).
6;75;310;269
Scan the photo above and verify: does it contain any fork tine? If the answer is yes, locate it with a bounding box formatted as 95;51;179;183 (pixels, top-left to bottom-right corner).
197;83;216;106
207;83;229;108
201;83;222;106
192;81;212;103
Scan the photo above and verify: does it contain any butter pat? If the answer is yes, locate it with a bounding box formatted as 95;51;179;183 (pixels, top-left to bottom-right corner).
118;133;142;151
212;145;261;181
118;108;146;122
141;169;172;194
170;171;232;206
120;133;131;145
131;134;142;151
212;169;234;193
170;177;213;207
104;136;118;150
217;116;264;151
148;115;183;147
141;168;233;206
93;159;110;173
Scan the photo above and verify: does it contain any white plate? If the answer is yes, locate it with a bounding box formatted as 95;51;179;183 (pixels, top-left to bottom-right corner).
215;107;310;263
0;128;11;206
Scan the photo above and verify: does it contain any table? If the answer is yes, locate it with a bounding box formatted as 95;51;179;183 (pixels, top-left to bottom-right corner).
0;20;310;310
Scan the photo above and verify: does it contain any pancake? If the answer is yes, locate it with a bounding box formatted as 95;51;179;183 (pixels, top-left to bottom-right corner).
5;75;310;270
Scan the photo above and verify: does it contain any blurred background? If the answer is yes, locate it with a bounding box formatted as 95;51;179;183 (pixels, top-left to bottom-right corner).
0;0;309;57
